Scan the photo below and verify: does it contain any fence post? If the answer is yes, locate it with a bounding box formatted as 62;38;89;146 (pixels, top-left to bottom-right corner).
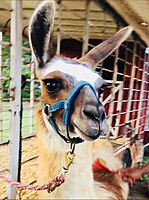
82;0;90;56
0;32;2;140
7;0;22;199
107;48;119;137
125;42;136;123
56;0;62;55
30;60;35;135
135;48;149;135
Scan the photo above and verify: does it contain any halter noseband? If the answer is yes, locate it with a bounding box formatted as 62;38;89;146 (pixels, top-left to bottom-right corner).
43;80;97;144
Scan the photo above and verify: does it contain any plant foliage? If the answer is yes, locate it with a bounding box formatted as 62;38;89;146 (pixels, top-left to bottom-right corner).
2;35;40;99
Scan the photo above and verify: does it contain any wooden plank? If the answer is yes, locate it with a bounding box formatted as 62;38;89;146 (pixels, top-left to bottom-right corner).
54;19;116;27
104;0;149;45
7;0;22;199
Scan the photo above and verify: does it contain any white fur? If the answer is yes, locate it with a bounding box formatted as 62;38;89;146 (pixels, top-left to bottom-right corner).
40;58;104;87
38;112;129;199
38;111;97;199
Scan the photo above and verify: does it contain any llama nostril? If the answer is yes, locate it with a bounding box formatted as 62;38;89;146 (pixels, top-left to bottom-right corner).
83;105;100;121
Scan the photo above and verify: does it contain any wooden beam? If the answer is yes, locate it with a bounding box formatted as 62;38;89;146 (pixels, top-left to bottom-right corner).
7;0;22;198
98;0;149;45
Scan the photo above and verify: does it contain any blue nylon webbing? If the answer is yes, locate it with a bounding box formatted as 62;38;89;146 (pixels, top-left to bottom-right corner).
43;81;97;143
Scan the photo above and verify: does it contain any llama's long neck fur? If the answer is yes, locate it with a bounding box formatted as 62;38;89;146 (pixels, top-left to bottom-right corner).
36;105;96;198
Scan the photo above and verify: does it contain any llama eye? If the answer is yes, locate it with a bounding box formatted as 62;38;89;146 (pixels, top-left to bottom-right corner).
43;79;61;94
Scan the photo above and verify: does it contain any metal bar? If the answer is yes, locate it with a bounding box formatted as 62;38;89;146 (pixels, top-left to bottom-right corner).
115;120;146;129
114;82;123;135
125;43;136;123
7;0;22;198
135;48;149;135
30;60;35;135
107;48;119;137
82;0;90;56
0;41;11;46
113;98;149;103
0;32;2;140
107;106;148;117
103;82;122;105
113;115;146;128
0;41;30;52
56;0;62;55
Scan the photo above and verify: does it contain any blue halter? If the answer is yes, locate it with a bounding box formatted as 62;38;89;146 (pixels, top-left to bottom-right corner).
43;80;97;144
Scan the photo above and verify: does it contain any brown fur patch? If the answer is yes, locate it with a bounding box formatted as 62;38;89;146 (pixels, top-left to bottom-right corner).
36;104;47;133
41;71;73;105
93;169;124;200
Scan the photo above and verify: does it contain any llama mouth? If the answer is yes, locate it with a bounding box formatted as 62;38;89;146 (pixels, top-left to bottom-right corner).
73;123;100;141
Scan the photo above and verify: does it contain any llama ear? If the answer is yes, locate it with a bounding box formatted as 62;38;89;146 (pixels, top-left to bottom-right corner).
79;26;133;68
29;1;55;68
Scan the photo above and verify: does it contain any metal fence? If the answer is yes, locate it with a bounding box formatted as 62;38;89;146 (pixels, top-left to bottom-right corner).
0;38;148;142
0;39;39;142
0;0;148;143
0;0;149;199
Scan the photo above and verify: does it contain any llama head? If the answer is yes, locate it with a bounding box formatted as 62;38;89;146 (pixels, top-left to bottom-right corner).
29;0;132;143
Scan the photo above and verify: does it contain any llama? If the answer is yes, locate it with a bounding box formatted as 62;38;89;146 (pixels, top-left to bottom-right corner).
29;1;132;199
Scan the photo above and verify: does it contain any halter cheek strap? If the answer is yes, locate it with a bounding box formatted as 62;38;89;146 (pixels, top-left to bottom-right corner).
43;80;97;144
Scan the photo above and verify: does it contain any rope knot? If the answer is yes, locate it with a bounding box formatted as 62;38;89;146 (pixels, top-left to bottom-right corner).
47;174;65;193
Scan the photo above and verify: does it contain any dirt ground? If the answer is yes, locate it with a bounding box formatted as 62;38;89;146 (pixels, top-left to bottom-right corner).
0;137;38;199
0;137;148;199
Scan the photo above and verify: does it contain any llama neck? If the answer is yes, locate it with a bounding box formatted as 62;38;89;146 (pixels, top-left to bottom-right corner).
37;110;96;198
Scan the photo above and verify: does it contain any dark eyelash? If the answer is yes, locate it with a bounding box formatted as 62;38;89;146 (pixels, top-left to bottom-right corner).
42;78;60;83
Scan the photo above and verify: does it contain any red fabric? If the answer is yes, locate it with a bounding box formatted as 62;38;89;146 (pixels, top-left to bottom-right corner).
92;159;110;172
92;159;118;174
